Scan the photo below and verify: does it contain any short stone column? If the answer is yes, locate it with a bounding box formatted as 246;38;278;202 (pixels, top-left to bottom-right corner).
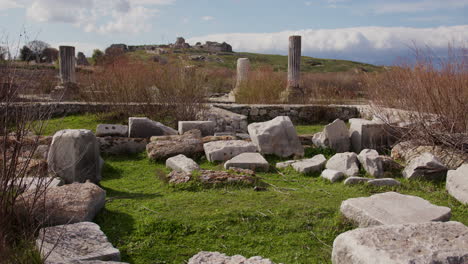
229;58;250;101
59;46;76;84
51;46;78;100
281;36;304;103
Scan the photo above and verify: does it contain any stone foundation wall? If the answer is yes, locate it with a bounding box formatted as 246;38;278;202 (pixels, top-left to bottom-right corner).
213;104;362;124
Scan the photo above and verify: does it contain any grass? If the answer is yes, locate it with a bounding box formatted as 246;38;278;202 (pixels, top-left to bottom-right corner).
295;125;324;135
95;151;468;264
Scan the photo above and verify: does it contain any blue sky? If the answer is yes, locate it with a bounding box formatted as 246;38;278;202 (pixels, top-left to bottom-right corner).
0;0;467;64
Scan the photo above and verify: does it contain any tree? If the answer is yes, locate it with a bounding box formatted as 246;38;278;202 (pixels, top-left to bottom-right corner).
92;49;104;65
19;40;50;62
41;47;59;63
20;45;34;62
0;46;7;61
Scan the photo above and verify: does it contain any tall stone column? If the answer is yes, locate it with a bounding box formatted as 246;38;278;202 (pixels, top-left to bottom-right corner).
229;58;250;101
281;36;304;103
59;46;76;84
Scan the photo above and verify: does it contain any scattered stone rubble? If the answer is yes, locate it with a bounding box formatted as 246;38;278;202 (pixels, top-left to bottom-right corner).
188;251;275;264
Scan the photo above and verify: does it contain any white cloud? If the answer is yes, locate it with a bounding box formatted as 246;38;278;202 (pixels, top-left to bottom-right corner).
201;16;215;21
374;0;468;14
187;25;468;65
0;0;24;10
129;0;175;4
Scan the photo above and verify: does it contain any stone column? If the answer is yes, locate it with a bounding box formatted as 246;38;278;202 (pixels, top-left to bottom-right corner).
281;36;303;103
59;46;76;84
229;58;250;102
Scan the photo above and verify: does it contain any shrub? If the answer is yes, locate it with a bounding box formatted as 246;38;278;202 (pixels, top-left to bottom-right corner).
235;66;286;104
365;46;468;153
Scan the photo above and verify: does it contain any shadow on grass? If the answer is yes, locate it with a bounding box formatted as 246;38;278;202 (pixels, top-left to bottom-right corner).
94;208;136;264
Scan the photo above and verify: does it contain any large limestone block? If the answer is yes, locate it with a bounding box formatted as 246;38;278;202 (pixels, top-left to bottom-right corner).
326;152;360;177
358;149;384;178
128;117;177;138
97;137;148;155
343;176;371;185
321;169;345;182
291;154;327;174
178;121;215;137
402;152;448;180
367;178;400;187
224;152;269;172
188;251;275;264
96;124;128;137
37;222;121;263
147;130;204;160
349;118;392;153
312;119;350;153
332;221;468;264
19;182;105;226
248;116;304;158
340;192;451;227
166;154;200;173
203;140;257;162
446;164;468;204
48;129;102;184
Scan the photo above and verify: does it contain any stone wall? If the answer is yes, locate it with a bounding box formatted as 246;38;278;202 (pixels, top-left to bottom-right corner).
213;104;361;124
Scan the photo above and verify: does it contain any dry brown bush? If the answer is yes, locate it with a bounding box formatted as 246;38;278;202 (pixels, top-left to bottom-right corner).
79;56;208;127
365;46;468;153
234;66;287;104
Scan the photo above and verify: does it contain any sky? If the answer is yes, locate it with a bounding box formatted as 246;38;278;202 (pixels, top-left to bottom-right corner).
0;0;467;65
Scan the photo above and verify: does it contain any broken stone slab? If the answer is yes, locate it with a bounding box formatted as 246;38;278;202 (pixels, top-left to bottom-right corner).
18;182;105;226
97;137;148;155
276;160;297;169
166;154;200;173
446;164;468;205
128;117;177;138
147;130;204;160
203;140;257;162
167;168;255;185
37;222;121;263
358;149;384;178
178;121;215;137
235;133;251;140
367;178;400;187
188;251;276;264
202;135;238;143
11;177;62;193
312;119;350;153
343;176;371;185
48;129;103;184
332;221;468;264
349;118;394;153
340;192;451;227
321;169;345;182
96;124;128;137
248;116;304;158
224;152;269;172
326;152;360;177
291;154;327;174
402;152;448;180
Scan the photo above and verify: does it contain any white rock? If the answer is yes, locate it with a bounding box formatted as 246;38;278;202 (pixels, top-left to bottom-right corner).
340;192;451;227
203;140;257;162
332;221;468;264
292;154;327;174
96;124;128;137
37;222;120;263
128;117;177;138
402;152;448;180
446;164;468;205
343;176;371;185
312;119;350;153
321;169;345;182
48;129;102;184
224;153;269;172
11;177;62;192
166;154;200;173
358;149;384;178
275;160;297;169
248;116;304;158
188;251;276;264
349;118;391;153
326;152;360;177
178;121;215;137
367;178;400;187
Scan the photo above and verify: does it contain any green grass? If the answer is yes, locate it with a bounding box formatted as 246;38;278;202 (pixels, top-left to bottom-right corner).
95;151;468;264
295;125;324;135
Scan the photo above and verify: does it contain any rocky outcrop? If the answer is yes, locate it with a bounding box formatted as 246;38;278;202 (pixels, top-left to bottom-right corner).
167;168;255;185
